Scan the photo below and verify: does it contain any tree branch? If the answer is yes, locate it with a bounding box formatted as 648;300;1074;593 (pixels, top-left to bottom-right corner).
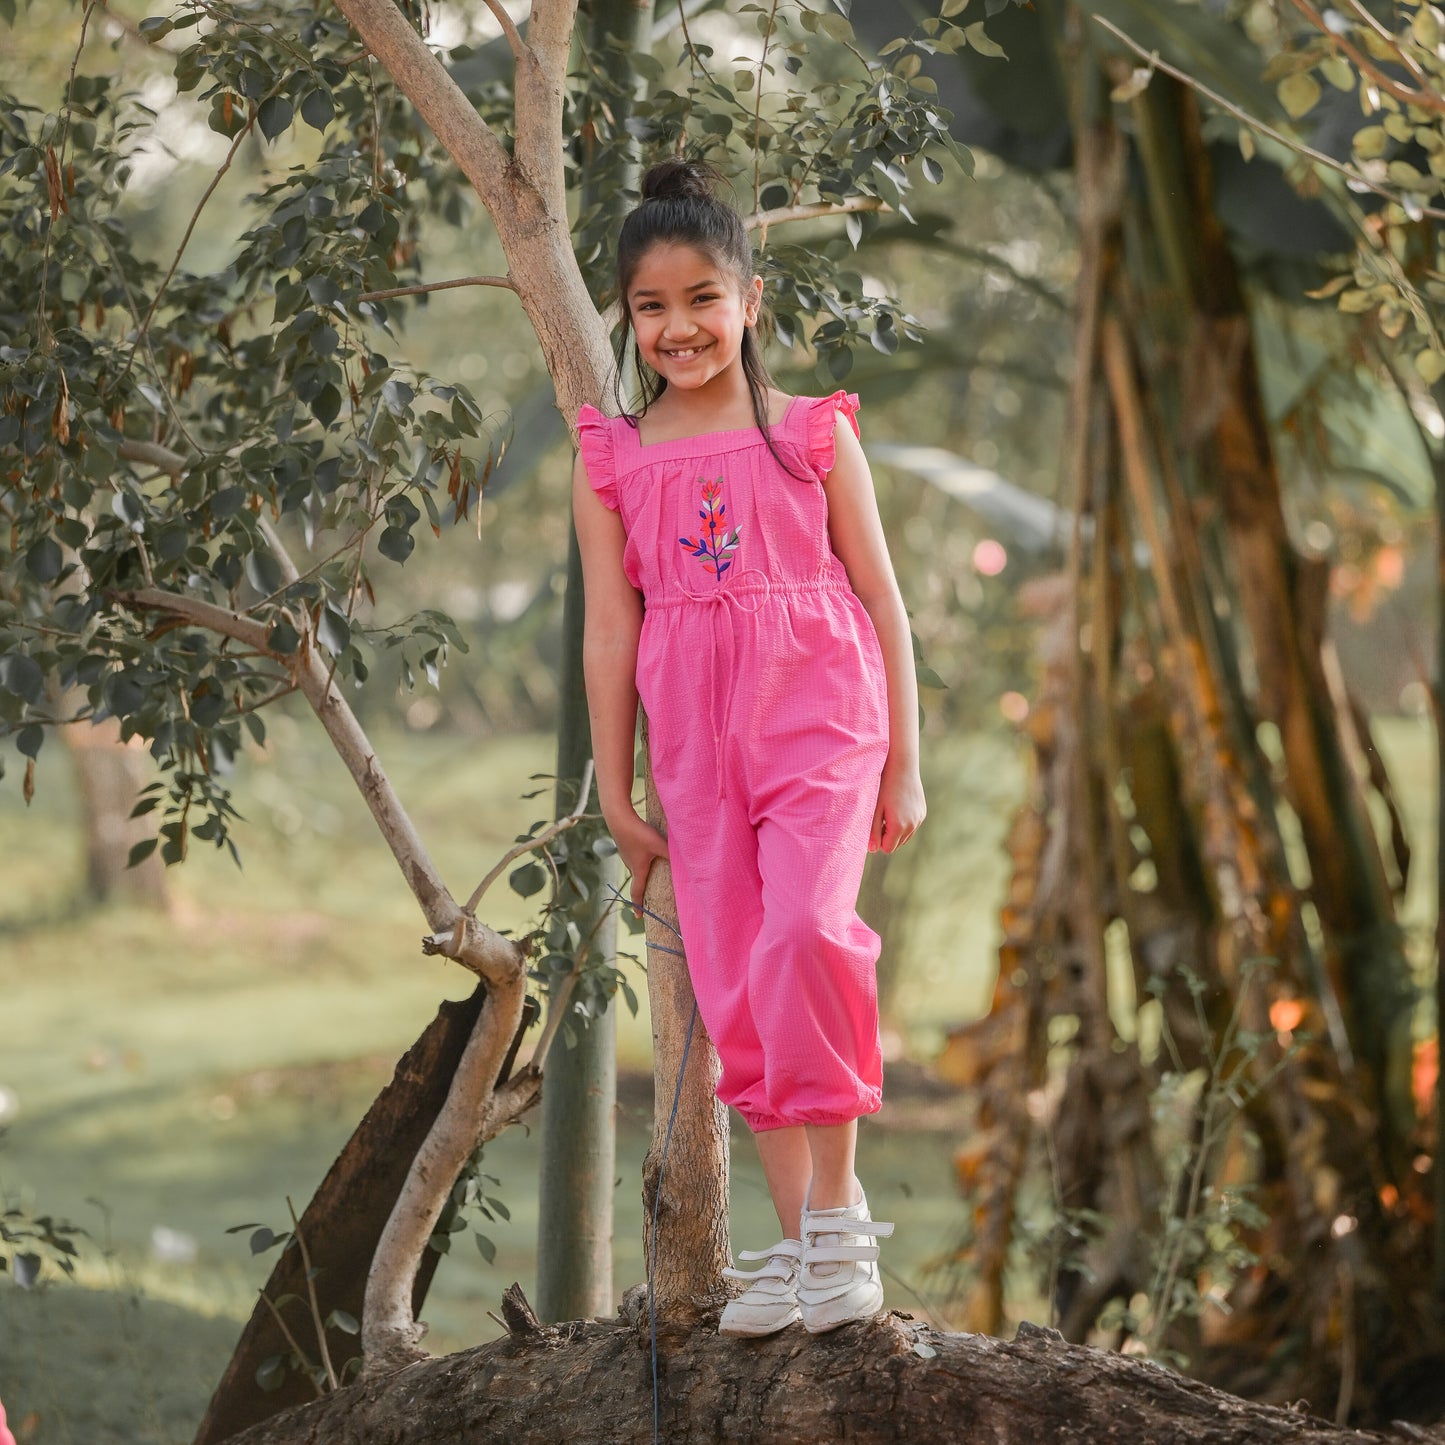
744;195;890;233
356;274;515;302
515;0;579;214
482;0;527;62
331;0;513;210
463;758;593;914
1091;14;1445;221
112;584;470;941
362;953;529;1372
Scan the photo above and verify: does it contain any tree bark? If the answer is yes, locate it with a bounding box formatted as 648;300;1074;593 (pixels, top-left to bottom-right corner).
192;985;488;1445
639;715;731;1315
215;1312;1396;1445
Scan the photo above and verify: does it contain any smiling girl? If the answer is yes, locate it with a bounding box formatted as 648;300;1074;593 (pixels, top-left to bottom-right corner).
572;158;924;1336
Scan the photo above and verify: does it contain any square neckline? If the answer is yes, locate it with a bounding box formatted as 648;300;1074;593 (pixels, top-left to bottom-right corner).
632;393;803;451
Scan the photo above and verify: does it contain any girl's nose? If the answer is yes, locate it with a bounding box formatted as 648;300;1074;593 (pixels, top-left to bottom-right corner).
662;311;698;339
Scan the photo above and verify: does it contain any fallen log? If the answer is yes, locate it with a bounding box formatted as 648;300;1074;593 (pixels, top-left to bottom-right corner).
220;1305;1403;1445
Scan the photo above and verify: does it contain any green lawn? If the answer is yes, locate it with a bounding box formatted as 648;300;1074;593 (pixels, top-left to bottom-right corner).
0;719;1017;1444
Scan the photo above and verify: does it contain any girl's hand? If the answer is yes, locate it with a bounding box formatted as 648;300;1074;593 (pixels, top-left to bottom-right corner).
608;809;671;911
870;762;926;854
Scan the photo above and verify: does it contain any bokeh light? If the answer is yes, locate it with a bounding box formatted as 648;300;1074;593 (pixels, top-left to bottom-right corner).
972;538;1008;576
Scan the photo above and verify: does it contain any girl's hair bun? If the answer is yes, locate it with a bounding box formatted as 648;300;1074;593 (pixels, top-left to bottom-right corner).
641;158;722;205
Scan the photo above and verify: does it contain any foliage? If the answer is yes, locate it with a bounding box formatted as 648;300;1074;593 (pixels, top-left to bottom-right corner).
1239;0;1445;381
0;1194;86;1289
0;0;1021;854
1132;963;1282;1363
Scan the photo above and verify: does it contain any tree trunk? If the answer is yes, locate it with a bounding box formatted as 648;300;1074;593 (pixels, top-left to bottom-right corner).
1138;78;1415;1164
534;0;653;1324
214;1311;1396;1445
639;714;730;1314
192;985;488;1445
59;708;168;908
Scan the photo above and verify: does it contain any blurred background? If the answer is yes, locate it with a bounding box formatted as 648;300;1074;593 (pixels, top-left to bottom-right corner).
2;0;1442;1440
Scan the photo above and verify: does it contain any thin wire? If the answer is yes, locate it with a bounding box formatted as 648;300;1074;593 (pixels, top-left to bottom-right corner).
650;1001;698;1445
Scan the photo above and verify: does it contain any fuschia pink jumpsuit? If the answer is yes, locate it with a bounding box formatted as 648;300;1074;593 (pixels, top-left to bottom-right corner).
579;391;889;1132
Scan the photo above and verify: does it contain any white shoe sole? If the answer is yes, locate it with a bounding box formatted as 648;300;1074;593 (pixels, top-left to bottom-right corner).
800;1282;885;1334
719;1305;802;1337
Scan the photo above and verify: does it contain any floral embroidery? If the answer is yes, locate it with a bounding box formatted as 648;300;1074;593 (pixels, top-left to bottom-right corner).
678;477;742;580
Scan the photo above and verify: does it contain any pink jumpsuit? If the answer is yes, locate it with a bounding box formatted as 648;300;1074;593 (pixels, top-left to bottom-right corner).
578;391;889;1132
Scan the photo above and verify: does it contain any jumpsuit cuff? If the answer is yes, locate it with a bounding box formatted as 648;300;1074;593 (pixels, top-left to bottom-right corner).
738;1092;883;1134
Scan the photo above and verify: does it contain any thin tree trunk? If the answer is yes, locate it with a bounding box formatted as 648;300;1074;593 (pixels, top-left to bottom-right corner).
639;714;730;1314
535;0;653;1324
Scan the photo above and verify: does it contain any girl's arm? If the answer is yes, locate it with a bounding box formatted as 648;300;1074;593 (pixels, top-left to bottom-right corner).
821;415;926;853
572;452;670;906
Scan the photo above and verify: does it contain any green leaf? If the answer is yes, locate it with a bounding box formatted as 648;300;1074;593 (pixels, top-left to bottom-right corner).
16;724;43;760
845;212;863;249
311;383;342;429
827;346;853;382
377;526;414;564
300;88;335;131
317;605;350;655
257;95;294;142
382;379;415;415
510;861;546;898
250;1226;276;1254
963;21;1006;58
325;1308;360;1335
475;1232;496;1264
25;536;63;583
256;1355;287;1392
1416;348;1445;384
1276;72;1321;120
0;654;43;704
128;838;158;868
267;617;301;655
137;15;173;39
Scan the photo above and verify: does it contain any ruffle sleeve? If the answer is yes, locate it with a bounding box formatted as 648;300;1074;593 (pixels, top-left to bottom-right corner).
804;390;861;482
576;404;619;512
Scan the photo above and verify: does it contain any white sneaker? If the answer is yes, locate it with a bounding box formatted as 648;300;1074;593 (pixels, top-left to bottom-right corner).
719;1239;803;1337
798;1186;893;1334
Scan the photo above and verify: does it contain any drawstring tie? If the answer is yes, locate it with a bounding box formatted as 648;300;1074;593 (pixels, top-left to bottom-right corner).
678;568;772;802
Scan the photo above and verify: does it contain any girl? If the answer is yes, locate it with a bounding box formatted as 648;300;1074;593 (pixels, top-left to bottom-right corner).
573;159;925;1336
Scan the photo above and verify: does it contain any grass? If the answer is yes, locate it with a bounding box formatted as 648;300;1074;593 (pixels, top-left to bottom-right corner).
0;717;1018;1444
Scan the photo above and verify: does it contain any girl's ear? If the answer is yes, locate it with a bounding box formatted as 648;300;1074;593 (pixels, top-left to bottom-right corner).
744;274;764;326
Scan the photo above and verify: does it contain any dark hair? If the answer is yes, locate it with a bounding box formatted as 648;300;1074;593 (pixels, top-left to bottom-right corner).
613;159;801;474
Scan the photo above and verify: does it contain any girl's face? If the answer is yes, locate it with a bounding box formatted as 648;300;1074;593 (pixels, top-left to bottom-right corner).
625;243;762;395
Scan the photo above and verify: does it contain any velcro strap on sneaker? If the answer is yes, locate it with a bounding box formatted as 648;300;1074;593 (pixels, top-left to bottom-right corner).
803;1219;894;1241
723;1261;795;1283
806;1243;883;1265
736;1242;803;1263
